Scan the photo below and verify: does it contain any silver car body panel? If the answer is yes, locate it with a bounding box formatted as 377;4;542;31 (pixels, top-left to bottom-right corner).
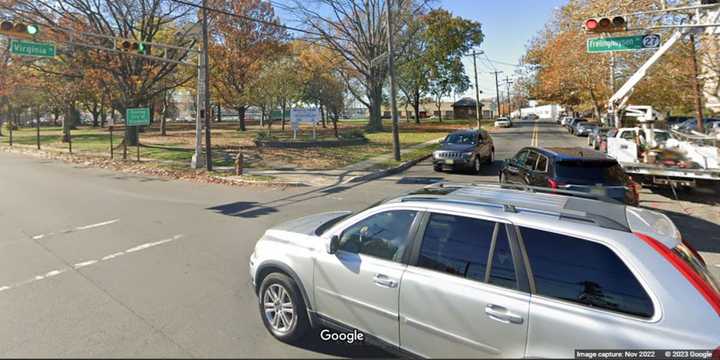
250;186;720;358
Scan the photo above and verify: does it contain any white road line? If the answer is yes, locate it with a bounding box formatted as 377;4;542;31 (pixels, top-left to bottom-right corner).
73;260;98;268
0;234;183;295
74;219;119;231
30;219;120;240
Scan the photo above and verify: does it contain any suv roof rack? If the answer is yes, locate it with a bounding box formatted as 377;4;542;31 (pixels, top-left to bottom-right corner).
426;181;623;205
404;182;629;232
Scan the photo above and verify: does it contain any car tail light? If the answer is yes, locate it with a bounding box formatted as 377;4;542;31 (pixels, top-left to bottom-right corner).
635;233;720;315
713;347;719;360
548;178;563;189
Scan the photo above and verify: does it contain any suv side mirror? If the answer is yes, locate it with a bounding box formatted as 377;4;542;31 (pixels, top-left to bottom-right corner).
327;235;340;254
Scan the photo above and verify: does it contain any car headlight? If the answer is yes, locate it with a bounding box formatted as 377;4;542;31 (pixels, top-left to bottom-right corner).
432;151;440;159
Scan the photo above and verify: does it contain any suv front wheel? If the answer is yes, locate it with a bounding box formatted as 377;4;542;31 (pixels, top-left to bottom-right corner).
258;273;310;343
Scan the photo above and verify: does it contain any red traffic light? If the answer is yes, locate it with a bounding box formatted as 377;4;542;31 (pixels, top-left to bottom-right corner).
584;16;627;33
0;21;12;32
584;19;598;30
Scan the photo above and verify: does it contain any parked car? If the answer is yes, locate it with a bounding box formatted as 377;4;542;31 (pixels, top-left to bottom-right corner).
250;182;720;358
432;129;494;174
567;118;587;134
672;118;720;133
499;146;639;205
494;117;512;128
589;127;612;149
574;122;598;137
665;115;692;128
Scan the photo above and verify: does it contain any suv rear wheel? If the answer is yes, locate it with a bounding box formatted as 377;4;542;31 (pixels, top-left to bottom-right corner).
258;273;310;343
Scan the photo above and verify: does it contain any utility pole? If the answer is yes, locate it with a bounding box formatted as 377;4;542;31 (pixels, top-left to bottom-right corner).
689;33;705;133
386;0;400;161
609;51;616;127
202;0;212;171
191;51;204;169
491;71;503;118
470;50;484;129
504;75;514;118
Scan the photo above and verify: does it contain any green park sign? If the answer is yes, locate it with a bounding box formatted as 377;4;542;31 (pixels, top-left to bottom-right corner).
10;39;56;58
587;34;661;53
126;108;150;126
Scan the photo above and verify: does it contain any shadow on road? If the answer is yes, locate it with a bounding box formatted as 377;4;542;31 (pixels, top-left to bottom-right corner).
207;201;278;218
646;184;720;206
289;328;395;358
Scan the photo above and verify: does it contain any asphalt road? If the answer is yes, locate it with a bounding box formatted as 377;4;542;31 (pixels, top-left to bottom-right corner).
0;119;716;357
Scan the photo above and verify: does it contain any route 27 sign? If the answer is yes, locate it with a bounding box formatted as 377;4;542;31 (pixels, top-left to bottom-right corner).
587;34;661;53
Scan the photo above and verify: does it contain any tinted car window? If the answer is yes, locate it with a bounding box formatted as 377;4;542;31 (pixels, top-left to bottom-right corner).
521;227;654;318
620;131;635;140
418;214;495;282
525;151;539;168
555;160;626;185
489;226;517;289
445;133;476;145
536;155;548;172
515;150;529;164
339;210;417;262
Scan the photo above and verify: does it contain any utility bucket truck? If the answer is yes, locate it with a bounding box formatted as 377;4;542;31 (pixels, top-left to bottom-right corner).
604;25;720;193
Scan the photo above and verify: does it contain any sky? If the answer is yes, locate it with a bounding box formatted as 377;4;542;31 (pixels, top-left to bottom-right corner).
439;0;566;101
274;0;567;102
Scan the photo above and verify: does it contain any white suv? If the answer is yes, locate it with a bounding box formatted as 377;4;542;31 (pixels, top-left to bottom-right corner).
249;183;720;358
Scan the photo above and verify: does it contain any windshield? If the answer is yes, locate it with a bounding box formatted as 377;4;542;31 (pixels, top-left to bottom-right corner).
445;133;476;145
654;131;672;142
555;160;626;186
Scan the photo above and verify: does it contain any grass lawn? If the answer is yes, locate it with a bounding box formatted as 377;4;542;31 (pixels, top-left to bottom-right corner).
0;117;488;171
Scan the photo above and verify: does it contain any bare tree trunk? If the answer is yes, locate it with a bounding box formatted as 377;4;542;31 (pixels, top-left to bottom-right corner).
367;80;384;132
320;103;326;128
332;113;339;138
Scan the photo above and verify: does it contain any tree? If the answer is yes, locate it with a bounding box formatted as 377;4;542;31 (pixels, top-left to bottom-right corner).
208;0;288;131
398;9;483;124
16;0;198;146
291;0;428;132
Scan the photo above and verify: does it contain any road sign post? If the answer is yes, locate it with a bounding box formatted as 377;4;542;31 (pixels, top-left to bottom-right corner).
126;108;150;162
587;34;661;53
9;39;56;57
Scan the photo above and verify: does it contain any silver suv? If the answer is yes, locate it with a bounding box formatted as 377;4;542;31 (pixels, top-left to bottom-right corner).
249;183;720;358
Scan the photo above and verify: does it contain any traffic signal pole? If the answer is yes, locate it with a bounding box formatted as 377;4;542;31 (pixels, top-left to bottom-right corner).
386;0;401;162
202;0;212;171
491;71;503;118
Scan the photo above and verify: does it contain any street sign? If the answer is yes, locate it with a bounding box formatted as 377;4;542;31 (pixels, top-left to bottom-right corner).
10;39;55;57
126;108;150;126
587;34;661;53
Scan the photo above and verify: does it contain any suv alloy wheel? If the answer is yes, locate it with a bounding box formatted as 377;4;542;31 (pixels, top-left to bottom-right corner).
258;273;310;343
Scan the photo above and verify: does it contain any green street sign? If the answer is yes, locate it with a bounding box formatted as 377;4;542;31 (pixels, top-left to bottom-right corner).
126;108;150;126
587;34;661;53
10;39;55;58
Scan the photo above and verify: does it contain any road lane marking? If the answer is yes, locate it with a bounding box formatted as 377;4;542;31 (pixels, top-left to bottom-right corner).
0;234;183;295
30;219;120;241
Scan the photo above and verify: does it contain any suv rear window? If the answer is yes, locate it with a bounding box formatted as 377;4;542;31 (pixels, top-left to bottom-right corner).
555;160;626;186
521;227;654;318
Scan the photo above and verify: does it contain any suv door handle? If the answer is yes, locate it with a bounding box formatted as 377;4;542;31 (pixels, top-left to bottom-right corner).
373;274;397;288
485;304;523;324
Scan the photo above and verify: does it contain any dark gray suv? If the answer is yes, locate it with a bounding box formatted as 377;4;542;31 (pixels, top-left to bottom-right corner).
432;129;494;174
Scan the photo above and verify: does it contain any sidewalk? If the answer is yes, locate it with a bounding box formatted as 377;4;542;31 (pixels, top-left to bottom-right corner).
228;138;442;187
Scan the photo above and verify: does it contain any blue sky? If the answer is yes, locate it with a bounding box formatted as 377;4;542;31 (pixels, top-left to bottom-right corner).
440;0;565;100
275;0;566;101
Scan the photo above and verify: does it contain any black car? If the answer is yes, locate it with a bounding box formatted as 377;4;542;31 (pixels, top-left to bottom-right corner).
432;129;494;174
499;147;639;205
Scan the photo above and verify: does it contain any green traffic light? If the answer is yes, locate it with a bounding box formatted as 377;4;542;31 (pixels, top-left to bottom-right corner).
26;24;38;35
138;42;145;54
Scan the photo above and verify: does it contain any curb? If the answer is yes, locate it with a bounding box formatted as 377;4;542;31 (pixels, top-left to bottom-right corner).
345;153;432;184
208;175;308;188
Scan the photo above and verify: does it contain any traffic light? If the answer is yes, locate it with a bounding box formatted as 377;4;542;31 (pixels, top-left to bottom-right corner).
584;16;627;33
0;20;40;39
115;38;146;54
